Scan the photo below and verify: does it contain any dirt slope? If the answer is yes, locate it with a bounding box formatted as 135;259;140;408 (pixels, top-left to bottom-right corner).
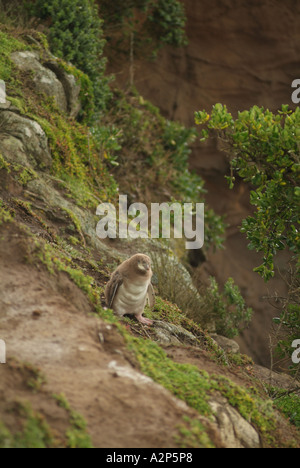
0;224;211;448
0;220;299;448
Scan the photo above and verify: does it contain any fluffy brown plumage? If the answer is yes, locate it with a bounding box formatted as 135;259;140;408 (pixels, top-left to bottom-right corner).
105;254;155;325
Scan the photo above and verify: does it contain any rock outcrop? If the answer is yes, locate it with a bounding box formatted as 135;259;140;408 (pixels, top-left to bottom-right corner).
11;51;81;118
209;397;260;448
0;109;52;170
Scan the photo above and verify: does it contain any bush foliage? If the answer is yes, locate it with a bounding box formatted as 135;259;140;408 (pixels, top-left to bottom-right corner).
98;0;188;57
27;0;111;112
195;103;300;361
195;103;300;281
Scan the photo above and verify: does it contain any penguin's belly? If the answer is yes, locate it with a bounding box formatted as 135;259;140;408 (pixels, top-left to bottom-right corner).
113;280;149;316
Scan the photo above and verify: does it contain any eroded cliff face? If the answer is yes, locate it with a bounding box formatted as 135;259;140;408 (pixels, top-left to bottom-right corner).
113;0;300;122
1;29;299;448
107;0;300;366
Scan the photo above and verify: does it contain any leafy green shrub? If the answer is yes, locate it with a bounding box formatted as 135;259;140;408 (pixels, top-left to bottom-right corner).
195;103;300;358
273;391;300;428
27;0;111;113
147;0;188;48
98;0;187;57
195;104;300;281
271;267;300;371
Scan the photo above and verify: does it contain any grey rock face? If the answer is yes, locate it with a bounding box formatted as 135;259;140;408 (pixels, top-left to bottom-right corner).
11;51;68;113
209;397;260;448
10;51;81;118
0;110;52;170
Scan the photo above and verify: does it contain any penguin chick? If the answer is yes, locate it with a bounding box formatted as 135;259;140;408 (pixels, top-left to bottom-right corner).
105;253;155;325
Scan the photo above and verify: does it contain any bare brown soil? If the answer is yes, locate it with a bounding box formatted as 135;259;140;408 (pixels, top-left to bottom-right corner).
0;224;218;447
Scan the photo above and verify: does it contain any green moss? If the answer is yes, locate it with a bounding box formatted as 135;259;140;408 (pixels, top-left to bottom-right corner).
126;335;213;416
147;296;184;325
6;95;27;113
29;99;118;209
53;393;93;448
124;330;291;447
60;207;85;245
0;28;118;210
0;421;13;448
68;235;81;246
226;352;254;368
0;29;28;82
0;402;55;448
56;59;95;123
175;416;215;448
9;358;47;393
1;156;38;187
14;402;54;448
0;200;14;225
0;153;11;172
32;240;100;305
13;165;38;186
212;375;277;446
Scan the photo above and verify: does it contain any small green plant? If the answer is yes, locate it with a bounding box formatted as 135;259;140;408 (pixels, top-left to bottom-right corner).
0;200;13;224
175;416;215;448
0;153;11;172
15;166;38;186
198;277;253;339
151;247;252;337
91;124;122;167
27;98;119;208
272;390;300;428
